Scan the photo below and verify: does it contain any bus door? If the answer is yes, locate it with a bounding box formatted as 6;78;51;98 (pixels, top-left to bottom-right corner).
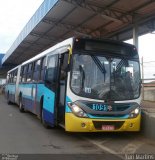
56;53;69;125
31;83;37;113
44;54;59;126
27;62;38;113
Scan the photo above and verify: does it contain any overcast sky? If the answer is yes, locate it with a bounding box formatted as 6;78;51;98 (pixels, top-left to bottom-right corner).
0;0;43;53
126;34;155;79
0;0;155;78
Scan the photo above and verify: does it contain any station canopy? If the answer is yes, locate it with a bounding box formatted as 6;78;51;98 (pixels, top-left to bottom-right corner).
2;0;155;66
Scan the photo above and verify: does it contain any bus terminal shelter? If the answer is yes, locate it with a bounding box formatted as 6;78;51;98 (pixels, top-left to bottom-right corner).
2;0;155;67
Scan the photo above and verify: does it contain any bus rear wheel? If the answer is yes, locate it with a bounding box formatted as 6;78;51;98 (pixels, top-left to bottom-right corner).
19;96;24;112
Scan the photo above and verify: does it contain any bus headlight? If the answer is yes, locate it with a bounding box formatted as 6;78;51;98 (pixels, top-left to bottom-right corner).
129;107;140;118
67;102;88;118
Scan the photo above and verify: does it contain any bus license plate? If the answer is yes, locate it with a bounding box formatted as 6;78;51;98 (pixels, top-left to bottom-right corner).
102;125;115;131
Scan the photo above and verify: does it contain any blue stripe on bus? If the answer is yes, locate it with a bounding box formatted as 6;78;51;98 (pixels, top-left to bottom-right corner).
23;97;33;111
6;84;16;103
32;84;55;114
6;84;16;94
65;96;72;113
43;88;55;113
43;108;55;126
64;96;129;119
19;83;55;113
18;83;55;125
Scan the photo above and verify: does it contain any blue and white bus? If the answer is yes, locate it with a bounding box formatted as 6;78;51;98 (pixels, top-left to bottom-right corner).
5;37;141;132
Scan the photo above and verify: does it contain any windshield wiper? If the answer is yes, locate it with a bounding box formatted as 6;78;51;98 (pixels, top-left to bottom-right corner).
115;59;128;71
91;56;106;82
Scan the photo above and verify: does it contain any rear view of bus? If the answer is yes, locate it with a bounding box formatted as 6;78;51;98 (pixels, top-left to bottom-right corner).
65;38;141;132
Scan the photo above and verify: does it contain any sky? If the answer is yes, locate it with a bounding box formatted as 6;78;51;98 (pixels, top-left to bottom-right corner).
126;34;155;79
0;0;43;53
0;0;155;79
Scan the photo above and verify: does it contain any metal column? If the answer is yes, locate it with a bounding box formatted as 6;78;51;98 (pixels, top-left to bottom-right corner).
133;23;139;50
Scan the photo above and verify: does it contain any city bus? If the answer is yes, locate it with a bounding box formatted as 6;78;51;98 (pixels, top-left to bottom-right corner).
5;37;141;132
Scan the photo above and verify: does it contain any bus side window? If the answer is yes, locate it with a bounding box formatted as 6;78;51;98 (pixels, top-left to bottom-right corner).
22;65;27;82
9;73;12;83
6;73;9;83
11;73;13;83
45;55;57;87
26;63;33;82
8;74;10;83
40;57;46;81
13;70;17;83
20;67;24;82
33;59;41;82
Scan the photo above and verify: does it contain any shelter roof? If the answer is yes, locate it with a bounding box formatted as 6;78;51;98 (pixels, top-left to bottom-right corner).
2;0;155;65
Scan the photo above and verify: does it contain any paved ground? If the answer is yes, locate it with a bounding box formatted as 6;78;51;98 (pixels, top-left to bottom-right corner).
0;95;155;160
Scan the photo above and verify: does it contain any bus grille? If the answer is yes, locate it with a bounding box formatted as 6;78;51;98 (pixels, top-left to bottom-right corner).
92;121;125;130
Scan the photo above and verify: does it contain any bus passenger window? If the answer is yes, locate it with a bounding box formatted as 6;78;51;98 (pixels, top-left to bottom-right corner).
20;67;24;82
33;59;41;81
22;65;27;82
13;70;17;83
26;63;33;82
40;57;46;81
9;73;12;83
6;74;9;83
11;73;14;83
46;55;57;84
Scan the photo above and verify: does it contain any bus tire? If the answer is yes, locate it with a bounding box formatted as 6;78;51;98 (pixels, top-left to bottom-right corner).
7;92;11;105
19;96;24;113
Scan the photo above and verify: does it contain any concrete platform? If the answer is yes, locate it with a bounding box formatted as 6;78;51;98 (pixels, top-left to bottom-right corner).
141;101;155;140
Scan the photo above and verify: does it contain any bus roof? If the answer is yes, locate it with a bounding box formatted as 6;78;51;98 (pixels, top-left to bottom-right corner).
7;37;138;73
21;37;74;66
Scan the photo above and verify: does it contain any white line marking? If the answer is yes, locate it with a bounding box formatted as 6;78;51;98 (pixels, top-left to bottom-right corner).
120;141;145;154
83;137;124;159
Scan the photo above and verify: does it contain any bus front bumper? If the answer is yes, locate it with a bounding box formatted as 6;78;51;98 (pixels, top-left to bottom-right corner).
65;113;141;132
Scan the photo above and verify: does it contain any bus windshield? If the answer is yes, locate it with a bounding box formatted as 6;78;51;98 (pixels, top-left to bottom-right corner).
71;54;140;101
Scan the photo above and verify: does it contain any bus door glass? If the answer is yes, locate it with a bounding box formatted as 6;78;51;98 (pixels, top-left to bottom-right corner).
27;62;36;112
58;53;69;124
44;54;59;123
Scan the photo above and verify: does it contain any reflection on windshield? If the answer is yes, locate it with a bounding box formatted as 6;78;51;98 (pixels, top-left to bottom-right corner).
71;54;140;101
